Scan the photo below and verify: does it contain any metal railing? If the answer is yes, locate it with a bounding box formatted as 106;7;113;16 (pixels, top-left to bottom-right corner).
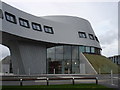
1;77;98;86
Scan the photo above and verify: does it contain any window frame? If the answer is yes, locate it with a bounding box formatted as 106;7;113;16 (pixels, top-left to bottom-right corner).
95;36;99;42
5;11;17;24
78;32;87;38
85;46;91;53
91;47;95;53
0;9;4;19
44;25;54;34
88;34;94;40
19;18;30;28
32;22;42;31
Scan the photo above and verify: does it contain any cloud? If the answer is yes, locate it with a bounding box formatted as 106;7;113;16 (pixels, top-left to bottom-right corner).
97;19;118;56
0;44;10;60
99;29;118;45
101;39;118;57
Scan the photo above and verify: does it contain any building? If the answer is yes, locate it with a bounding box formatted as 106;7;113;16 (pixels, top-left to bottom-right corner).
1;2;117;75
0;56;12;74
108;55;120;65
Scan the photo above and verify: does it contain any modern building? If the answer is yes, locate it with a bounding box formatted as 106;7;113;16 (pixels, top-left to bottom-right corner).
1;1;116;75
108;55;120;65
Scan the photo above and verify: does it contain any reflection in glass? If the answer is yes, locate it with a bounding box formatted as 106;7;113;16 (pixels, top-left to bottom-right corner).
86;46;90;53
79;46;85;53
55;46;63;60
91;47;95;53
47;45;101;74
47;47;55;61
72;60;80;74
64;45;72;60
72;46;79;60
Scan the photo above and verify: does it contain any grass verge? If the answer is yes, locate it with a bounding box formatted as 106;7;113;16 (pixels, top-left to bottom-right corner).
1;84;115;90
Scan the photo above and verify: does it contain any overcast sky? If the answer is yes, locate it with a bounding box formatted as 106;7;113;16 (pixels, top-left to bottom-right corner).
0;0;119;60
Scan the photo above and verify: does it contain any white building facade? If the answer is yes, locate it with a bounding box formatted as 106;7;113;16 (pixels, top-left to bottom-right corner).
0;2;101;75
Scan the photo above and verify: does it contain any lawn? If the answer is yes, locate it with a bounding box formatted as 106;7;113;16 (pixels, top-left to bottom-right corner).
1;84;115;90
84;54;119;74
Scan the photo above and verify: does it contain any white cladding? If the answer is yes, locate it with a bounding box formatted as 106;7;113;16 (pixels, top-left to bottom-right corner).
1;2;101;48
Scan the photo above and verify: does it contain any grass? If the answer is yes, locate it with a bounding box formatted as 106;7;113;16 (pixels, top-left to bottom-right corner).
84;54;119;74
1;84;115;90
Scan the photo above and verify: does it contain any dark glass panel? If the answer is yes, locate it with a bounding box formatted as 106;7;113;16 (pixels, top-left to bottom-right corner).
72;46;79;60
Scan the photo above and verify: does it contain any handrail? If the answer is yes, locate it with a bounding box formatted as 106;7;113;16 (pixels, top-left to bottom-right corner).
1;77;98;86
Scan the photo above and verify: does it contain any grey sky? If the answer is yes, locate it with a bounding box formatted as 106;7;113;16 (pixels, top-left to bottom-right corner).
0;0;119;59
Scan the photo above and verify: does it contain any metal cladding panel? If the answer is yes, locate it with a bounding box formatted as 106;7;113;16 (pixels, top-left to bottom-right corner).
1;2;101;48
18;42;46;75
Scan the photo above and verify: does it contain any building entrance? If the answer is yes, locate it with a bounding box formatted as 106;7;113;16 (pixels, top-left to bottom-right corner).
48;61;62;74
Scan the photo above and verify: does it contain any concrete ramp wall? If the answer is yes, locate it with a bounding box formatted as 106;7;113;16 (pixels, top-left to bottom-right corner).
80;53;97;74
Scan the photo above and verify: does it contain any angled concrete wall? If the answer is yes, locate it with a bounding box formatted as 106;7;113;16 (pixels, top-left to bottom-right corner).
80;53;97;74
9;41;46;75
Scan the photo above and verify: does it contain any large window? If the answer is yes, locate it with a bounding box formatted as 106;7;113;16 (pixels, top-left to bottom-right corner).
91;47;95;53
19;18;30;28
79;46;85;53
5;12;17;24
89;34;94;40
47;45;80;74
64;45;72;74
72;46;79;60
47;45;101;74
86;46;90;53
95;48;101;54
64;45;72;60
78;32;87;38
72;46;79;74
0;9;3;19
47;47;55;61
44;25;54;34
55;46;63;60
32;22;42;31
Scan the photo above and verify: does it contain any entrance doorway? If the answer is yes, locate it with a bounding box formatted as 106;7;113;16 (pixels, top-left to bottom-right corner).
48;61;62;74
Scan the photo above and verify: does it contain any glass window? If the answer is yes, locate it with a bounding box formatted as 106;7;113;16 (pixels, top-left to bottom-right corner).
79;46;85;53
44;25;54;34
95;36;99;42
55;46;63;60
19;18;30;28
64;45;72;60
72;60;80;74
91;47;95;53
78;32;87;38
89;34;94;40
64;60;72;74
5;12;17;24
86;46;90;53
47;47;55;61
95;48;101;54
0;9;3;19
32;22;42;31
72;46;79;60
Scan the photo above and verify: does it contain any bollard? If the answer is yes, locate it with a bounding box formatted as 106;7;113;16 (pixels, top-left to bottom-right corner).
20;79;23;86
96;77;98;85
54;68;55;74
111;70;113;85
46;78;49;86
72;78;75;85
